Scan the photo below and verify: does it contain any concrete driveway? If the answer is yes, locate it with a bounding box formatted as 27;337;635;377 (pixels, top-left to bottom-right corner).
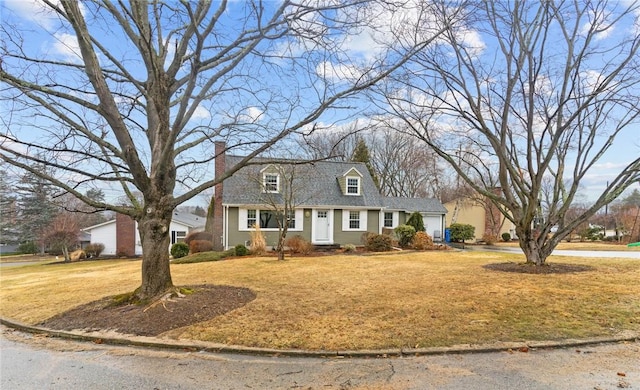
463;245;640;258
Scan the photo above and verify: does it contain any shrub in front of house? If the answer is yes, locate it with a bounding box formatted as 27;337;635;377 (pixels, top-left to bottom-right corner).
85;243;105;258
501;232;511;242
394;224;416;248
184;231;213;245
343;243;357;252
170;242;189;258
189;239;213;254
234;244;249;256
412;231;434;250
285;235;313;254
365;234;393;252
406;212;425;232
361;232;376;245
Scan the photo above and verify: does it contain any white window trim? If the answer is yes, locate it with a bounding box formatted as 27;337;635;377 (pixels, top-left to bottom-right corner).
345;176;360;196
262;173;280;193
170;230;187;244
239;208;303;231
342;209;368;231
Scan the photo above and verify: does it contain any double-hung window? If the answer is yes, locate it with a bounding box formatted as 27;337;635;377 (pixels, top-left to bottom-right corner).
384;212;394;228
346;177;360;195
247;209;257;228
349;211;360;229
263;173;279;193
342;209;367;231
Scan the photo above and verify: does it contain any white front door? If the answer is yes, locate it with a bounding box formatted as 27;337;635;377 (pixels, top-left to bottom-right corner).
313;210;332;243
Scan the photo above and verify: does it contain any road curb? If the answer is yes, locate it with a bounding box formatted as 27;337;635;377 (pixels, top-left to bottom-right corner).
2;316;638;358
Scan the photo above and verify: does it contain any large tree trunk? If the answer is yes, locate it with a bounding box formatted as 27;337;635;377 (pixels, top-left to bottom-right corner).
517;227;553;266
135;208;174;300
521;239;544;266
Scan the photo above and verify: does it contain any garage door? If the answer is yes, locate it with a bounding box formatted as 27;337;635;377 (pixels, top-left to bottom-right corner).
422;215;442;240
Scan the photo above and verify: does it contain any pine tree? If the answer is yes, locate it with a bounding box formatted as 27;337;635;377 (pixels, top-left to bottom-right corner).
0;169;18;244
623;189;640;207
351;138;379;190
16;166;58;249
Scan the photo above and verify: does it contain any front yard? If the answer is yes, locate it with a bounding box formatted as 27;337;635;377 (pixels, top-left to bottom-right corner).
1;251;639;350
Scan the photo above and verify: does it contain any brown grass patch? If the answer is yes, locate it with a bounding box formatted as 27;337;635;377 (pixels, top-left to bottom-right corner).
1;252;639;350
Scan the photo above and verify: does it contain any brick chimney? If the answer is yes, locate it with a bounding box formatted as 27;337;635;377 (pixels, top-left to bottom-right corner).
212;141;226;250
116;213;136;257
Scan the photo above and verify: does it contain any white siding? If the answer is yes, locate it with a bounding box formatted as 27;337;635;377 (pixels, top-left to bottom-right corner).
88;222;117;255
87;220;193;256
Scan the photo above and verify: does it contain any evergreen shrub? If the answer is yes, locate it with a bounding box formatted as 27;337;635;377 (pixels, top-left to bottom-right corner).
170;242;189;258
394;224;416;248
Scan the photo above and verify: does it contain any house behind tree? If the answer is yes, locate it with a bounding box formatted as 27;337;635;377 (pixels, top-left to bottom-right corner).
211;144;448;250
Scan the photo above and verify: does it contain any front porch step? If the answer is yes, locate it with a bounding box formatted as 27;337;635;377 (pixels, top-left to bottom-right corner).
313;244;341;251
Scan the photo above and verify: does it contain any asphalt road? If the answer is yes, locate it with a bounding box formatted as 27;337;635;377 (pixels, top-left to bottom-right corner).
1;326;638;390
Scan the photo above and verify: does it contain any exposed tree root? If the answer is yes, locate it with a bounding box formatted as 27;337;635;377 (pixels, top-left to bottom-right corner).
143;289;186;313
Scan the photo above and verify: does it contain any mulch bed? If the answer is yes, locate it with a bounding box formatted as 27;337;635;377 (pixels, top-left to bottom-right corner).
483;262;595;274
39;285;256;337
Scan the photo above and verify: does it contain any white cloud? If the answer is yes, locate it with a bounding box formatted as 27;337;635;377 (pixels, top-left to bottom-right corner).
191;105;211;120
315;61;362;83
456;27;486;57
580;9;615;41
4;0;86;30
4;0;60;29
52;32;83;63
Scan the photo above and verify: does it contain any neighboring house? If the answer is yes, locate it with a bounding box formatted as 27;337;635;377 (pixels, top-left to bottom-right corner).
211;142;447;250
82;211;206;256
444;193;516;241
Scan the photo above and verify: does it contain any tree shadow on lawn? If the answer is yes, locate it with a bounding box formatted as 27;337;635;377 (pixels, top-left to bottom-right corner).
39;285;256;337
483;262;595;274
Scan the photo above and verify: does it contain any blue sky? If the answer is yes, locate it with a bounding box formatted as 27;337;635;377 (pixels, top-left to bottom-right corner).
2;0;639;205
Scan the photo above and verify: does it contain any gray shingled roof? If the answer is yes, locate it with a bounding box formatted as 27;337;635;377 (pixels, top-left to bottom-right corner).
221;155;384;208
221;155;447;215
172;211;206;229
383;197;448;214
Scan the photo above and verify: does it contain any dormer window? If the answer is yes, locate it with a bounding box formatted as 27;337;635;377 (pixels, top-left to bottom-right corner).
340;167;363;196
346;177;360;195
263;173;279;193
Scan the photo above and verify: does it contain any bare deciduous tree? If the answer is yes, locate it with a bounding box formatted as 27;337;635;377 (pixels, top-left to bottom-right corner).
0;0;447;299
43;211;80;263
369;126;441;198
377;0;640;265
250;162;314;261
